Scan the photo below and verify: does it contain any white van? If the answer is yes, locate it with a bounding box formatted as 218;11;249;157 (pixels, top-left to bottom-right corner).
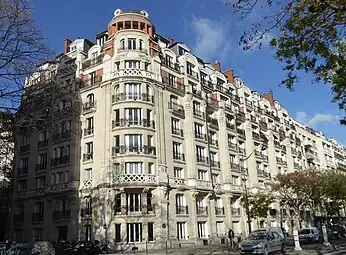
298;227;320;243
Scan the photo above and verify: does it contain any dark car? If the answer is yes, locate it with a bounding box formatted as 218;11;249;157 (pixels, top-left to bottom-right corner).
5;242;55;255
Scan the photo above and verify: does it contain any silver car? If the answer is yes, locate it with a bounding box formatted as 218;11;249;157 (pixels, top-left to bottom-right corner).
239;229;286;254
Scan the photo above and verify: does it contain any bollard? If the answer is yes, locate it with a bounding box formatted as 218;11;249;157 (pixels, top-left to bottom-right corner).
322;224;331;246
145;240;148;255
293;228;302;251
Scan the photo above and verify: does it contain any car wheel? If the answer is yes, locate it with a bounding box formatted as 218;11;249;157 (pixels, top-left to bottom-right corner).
263;246;269;255
281;244;287;254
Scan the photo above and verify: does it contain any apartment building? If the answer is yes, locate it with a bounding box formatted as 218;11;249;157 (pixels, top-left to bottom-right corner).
10;8;346;250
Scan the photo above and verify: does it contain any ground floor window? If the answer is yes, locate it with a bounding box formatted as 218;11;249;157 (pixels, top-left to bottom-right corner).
127;223;142;242
148;222;154;241
115;224;121;243
32;228;42;241
14;229;23;242
197;221;207;238
177;222;188;240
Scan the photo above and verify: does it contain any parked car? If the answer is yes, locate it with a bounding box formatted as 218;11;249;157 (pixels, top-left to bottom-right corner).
5;242;55;255
298;227;320;243
239;229;286;254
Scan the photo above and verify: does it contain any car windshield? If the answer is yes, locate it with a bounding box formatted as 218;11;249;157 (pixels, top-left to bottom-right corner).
299;229;311;235
5;246;32;255
247;231;267;240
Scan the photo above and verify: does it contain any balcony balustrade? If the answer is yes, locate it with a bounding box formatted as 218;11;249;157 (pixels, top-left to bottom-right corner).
112;69;160;81
114;205;155;215
111;174;157;184
112;93;154;103
195;132;207;140
236;112;246;122
112;119;155;129
196;206;208;215
83;101;97;112
172;128;184;137
196;156;209;164
112;146;156;156
170;177;186;186
209;138;218;146
237;128;246;138
176;206;189;215
228;142;238;151
193;110;205;119
161;60;181;73
226;122;236;131
210;160;220;168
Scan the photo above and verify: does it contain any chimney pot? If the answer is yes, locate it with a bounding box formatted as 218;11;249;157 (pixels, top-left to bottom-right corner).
64;38;72;54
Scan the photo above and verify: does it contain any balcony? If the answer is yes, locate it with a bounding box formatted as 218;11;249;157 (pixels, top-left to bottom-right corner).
215;207;225;216
112;93;154;103
53;210;71;220
37;140;48;149
111;174;157;185
112;69;160;81
215;84;230;94
209;138;218;147
20;144;30;153
114;205;155;216
82;57;103;70
259;121;268;132
228;142;237;151
195;132;207;140
172;128;184;137
13;214;24;223
186;70;199;80
79;77;102;89
170;177;186;187
230;163;239;170
52;131;71;143
17;167;28;176
81;208;92;218
196;156;209;164
83;152;93;162
83;101;97;113
245;100;253;110
32;213;44;222
112;119;155;129
112;146;156;156
207;116;218;129
231;185;243;193
237;128;246;138
231;95;240;103
276;157;283;164
250;115;257;123
84;128;94;136
196;206;208;215
176;206;189;215
236;112;246;122
173;153;185;161
161;60;180;73
210;160;220;168
193;110;205;119
51;155;70;167
226;122;236;132
231;207;241;216
168;102;185;117
36;163;47;172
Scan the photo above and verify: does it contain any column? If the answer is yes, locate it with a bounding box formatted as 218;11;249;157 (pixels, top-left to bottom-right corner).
152;186;169;248
222;194;233;231
183;94;198;184
188;190;199;242
206;193;216;241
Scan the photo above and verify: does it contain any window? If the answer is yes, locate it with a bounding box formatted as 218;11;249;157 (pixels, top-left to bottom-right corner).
84;168;92;181
232;176;239;185
165;55;173;67
115;224;121;242
127;193;141;212
125;162;143;174
168;73;175;85
198;169;208;181
197;222;207;238
14;229;23;242
186;62;194;76
210;152;218;163
172;118;180;134
148;162;154;174
35;177;45;188
176;194;185;207
125;83;141;95
148;222;154;241
91;52;98;64
216;221;225;236
127;223;142;242
128;38;136;50
125;108;142;122
193;101;201;113
86;142;93;153
174;167;184;178
17;181;27;191
196;146;205;161
173;142;182;158
90;72;96;85
86;117;94;131
230;155;236;164
86;93;94;103
139;39;144;50
177;222;188;240
38;131;49;141
38;153;47;169
194;123;204;138
120;39;125;50
32;228;43;241
213;174;220;184
34;201;44;215
19;158;29;172
125;61;140;69
124;134;143;149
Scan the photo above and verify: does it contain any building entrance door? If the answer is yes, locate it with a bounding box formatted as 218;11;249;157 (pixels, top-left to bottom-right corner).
57;226;68;241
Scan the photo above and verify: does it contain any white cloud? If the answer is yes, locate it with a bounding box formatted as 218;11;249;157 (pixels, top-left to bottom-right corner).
190;16;231;62
295;111;340;128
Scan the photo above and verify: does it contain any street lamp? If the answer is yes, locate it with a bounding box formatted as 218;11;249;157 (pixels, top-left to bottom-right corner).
240;141;268;235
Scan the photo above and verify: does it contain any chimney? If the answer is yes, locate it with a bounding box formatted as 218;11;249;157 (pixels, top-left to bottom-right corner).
213;61;221;72
168;36;174;46
223;68;234;84
64;38;72;54
262;91;275;107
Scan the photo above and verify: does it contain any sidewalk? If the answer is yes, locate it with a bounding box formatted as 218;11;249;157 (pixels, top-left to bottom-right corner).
287;244;346;255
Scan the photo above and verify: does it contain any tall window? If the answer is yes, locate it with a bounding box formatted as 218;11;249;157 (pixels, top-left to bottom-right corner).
139;39;143;51
124;162;143;174
173;142;182;158
86;117;94;130
172;118;180;133
115;224;121;242
177;222;187;240
124;134;143;148
196;146;205;160
127;223;142;242
86;142;93;154
174;167;184;179
84;168;92;181
125;108;142;121
125;83;141;95
35;177;45;188
34;201;44;215
127;38;136;50
194;123;204;138
186;62;194;75
148;222;154;241
176;194;185;208
125;61;140;69
197;222;207;238
120;39;125;50
32;228;43;241
198;170;208;181
127;193;141;212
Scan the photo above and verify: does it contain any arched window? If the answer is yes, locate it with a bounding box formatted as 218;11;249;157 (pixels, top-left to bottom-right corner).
120;39;125;50
86;93;94;103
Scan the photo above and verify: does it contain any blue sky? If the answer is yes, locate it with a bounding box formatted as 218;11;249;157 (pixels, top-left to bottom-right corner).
32;0;345;144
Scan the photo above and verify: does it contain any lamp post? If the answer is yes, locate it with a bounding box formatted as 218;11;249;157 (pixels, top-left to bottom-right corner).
240;140;268;235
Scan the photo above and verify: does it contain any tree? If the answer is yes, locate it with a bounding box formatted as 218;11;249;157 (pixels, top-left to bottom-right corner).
229;0;346;123
320;169;346;218
240;190;275;226
0;0;51;113
271;169;323;227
